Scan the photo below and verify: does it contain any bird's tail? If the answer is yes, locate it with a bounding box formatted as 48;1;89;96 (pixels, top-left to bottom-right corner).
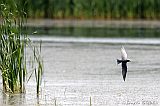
122;69;127;81
117;59;122;64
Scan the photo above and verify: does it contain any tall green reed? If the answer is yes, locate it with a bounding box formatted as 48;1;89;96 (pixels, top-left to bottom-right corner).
0;3;25;93
26;0;160;19
0;1;43;94
34;41;43;95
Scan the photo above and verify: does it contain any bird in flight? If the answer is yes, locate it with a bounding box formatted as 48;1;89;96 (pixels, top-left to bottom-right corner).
117;46;130;81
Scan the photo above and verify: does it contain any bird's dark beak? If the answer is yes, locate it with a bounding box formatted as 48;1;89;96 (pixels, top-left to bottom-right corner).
127;60;131;62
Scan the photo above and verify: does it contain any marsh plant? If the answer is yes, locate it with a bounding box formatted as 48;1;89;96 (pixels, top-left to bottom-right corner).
0;1;43;94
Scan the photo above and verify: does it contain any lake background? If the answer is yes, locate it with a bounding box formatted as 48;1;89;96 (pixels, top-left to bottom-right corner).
1;39;160;106
1;21;160;105
1;0;160;106
25;19;160;38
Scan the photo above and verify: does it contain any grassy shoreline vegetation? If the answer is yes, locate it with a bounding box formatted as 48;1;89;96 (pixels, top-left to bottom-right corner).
25;0;160;19
0;0;43;94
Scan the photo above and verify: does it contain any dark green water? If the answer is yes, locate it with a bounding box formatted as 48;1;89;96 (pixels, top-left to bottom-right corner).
26;27;160;38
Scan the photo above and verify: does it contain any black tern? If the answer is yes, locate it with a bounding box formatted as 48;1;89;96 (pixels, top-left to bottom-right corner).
117;46;130;81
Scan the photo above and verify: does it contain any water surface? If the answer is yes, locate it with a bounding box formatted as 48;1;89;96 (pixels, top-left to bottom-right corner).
0;38;160;106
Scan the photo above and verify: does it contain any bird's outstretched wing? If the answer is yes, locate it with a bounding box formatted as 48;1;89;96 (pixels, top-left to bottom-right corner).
121;46;127;60
122;62;127;81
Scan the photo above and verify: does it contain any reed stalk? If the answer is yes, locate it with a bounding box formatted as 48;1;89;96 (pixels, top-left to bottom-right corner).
0;0;43;94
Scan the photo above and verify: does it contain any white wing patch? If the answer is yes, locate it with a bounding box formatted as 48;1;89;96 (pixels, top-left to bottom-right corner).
121;46;127;60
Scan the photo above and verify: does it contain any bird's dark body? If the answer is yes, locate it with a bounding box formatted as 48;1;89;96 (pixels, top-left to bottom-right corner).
117;59;130;81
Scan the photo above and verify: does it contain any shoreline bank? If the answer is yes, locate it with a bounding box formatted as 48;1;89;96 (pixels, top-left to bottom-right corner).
26;19;160;28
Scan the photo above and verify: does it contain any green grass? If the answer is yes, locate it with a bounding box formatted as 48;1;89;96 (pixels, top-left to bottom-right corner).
0;1;43;94
0;3;26;93
22;0;160;19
